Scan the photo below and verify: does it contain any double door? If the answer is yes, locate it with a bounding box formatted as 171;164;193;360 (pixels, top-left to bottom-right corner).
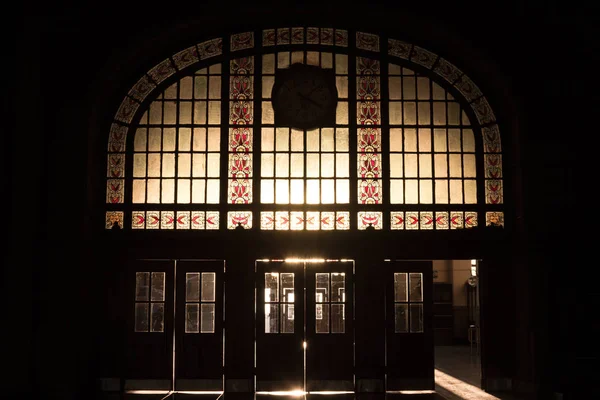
125;259;224;391
255;260;354;392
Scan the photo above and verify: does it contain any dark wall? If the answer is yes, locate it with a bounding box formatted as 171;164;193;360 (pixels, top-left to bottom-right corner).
8;2;593;399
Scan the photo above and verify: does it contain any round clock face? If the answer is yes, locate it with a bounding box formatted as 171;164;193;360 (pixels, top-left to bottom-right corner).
272;64;338;130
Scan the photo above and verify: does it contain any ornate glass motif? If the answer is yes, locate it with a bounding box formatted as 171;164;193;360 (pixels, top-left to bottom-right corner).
320;211;335;230
410;46;437;69
172;46;200;70
261;212;275;230
486;211;504;227
486;180;503;204
388;38;412;60
450;212;464;229
148;59;177;85
336;212;350;230
176;211;190;229
435;212;449;230
106;179;124;204
433;58;463;84
454;74;483;102
132;211;145;229
358;211;382;230
357;58;382;204
231;32;254;52
146;211;160;229
205;211;220;230
108;124;127;152
191;211;206;229
277;28;290;45
335;29;348;47
198;38;223;60
107;154;125;178
471;96;496;125
320;28;334;45
356;32;379;52
464;212;478;228
275;211;290;230
291;27;304;44
290;211;304;230
114;96;139;124
405;212;419;230
483;125;502;153
263;29;276;46
229;57;254;204
305;212;320;230
306;27;319;44
105;211;124;229
227;211;252;229
485;154;503;179
161;211;175;230
391;212;405;230
420;212;435;230
128;75;156;102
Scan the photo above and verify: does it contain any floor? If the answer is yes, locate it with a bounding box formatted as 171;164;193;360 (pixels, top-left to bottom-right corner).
113;345;528;400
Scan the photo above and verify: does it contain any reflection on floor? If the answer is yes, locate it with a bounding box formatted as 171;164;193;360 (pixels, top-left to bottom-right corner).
434;345;482;389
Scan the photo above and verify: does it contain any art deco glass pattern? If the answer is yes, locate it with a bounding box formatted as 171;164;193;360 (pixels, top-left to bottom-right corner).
106;28;504;231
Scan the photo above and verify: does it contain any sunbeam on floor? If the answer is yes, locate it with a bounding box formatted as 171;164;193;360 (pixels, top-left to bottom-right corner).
435;369;500;400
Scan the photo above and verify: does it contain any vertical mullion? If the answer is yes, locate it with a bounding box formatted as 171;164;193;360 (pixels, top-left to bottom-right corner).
220;41;231;215
430;75;436;225
174;77;180;212
159;96;165;208
380;45;390;229
254;35;263;217
348;35;357;228
415;72;420;207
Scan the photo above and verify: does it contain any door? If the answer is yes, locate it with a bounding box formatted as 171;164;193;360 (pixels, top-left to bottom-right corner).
175;260;224;391
255;259;354;392
125;259;224;391
126;260;174;390
385;260;434;391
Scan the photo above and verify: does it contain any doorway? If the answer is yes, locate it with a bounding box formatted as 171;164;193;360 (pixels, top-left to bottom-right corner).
255;259;354;392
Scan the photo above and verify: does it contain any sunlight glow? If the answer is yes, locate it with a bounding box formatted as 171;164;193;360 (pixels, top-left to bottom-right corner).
435;369;500;400
285;258;326;263
256;390;307;396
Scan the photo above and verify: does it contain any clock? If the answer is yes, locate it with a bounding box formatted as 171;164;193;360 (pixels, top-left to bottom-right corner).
271;63;338;130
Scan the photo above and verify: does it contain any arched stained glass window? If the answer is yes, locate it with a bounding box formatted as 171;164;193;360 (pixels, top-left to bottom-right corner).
105;29;504;232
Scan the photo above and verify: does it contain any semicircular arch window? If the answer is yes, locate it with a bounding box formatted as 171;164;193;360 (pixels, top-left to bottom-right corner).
105;29;504;232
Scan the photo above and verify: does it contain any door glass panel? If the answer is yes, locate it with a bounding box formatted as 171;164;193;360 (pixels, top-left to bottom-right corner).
265;304;279;333
316;273;329;302
331;304;345;333
281;304;294;333
185;303;200;333
394;303;408;333
150;302;165;332
410;303;424;332
186;273;200;302
281;273;295;303
201;303;215;333
394;272;408;302
409;273;423;302
331;273;345;302
265;273;279;302
201;272;216;301
136;272;150;301
135;303;149;332
151;272;165;301
316;304;330;333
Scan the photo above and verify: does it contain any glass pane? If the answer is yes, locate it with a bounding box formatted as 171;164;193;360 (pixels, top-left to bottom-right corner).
281;273;295;303
281;304;294;334
202;272;216;302
150;302;165;332
315;273;329;302
331;273;345;302
134;303;149;332
394;273;408;302
265;304;279;333
409;273;423;302
290;154;304;177
186;273;200;302
151;272;165;301
410;304;424;333
290;179;304;204
135;272;150;301
185;303;199;333
316;304;330;333
331;304;345;333
265;273;279;302
201;303;215;333
394;304;408;333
